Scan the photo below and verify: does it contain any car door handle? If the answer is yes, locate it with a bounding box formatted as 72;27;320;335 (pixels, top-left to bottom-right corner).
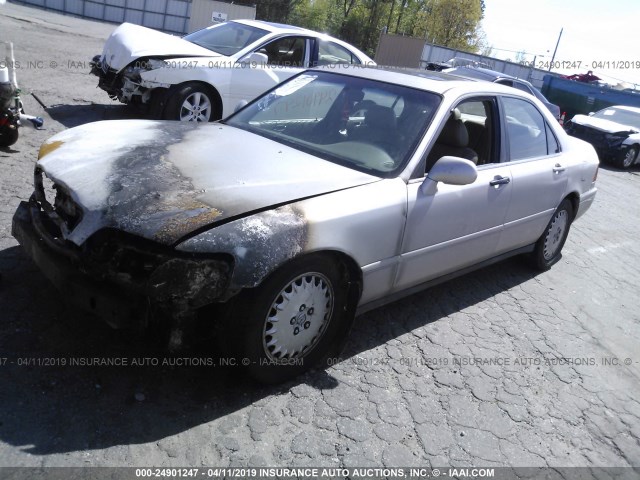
489;176;510;187
553;164;566;174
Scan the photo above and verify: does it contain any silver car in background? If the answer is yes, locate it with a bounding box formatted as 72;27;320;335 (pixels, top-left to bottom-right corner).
12;68;599;383
446;66;562;121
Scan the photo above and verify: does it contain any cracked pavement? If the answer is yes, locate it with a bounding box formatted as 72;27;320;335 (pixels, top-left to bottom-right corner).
0;3;639;470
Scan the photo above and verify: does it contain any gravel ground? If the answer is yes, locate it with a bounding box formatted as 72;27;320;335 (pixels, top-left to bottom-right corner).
1;3;639;473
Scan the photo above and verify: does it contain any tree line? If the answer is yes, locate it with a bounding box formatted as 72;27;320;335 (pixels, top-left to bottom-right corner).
247;0;487;58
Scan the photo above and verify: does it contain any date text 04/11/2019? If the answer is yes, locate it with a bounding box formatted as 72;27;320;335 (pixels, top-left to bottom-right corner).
517;60;640;70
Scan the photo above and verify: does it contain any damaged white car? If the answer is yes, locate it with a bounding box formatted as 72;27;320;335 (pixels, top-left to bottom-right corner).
90;20;373;122
13;68;599;383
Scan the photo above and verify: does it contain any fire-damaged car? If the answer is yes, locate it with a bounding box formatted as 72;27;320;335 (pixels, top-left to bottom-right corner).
565;105;640;169
13;68;599;383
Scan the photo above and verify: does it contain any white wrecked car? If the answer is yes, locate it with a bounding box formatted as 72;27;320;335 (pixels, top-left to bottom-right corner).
90;20;374;122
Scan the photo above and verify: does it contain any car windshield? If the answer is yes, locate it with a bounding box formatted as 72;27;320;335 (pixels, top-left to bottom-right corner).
592;107;640;130
184;22;268;56
225;71;441;177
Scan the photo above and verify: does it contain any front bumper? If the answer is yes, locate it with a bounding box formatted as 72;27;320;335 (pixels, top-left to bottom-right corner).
12;199;232;329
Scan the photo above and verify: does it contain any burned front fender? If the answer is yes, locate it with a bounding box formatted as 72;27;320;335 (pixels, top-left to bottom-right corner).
176;204;307;289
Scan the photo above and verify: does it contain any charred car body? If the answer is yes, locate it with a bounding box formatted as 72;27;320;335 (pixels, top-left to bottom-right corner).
13;68;599;382
90;20;373;122
565;105;640;169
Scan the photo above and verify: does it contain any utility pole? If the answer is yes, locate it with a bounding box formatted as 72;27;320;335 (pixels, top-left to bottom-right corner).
548;28;563;71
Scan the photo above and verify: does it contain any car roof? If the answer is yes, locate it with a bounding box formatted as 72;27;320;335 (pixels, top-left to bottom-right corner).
310;65;530;96
447;66;534;85
233;19;322;36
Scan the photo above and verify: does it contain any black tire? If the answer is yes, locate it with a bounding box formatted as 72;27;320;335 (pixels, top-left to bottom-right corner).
0;124;19;147
226;254;353;384
531;199;574;270
163;83;220;122
618;145;638;169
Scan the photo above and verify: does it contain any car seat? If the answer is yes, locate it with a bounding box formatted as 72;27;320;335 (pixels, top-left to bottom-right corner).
425;109;478;171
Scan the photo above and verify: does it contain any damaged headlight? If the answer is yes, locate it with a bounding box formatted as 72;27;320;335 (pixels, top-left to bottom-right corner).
123;59;168;81
147;257;232;306
83;230;233;307
604;132;630;148
33;167;83;238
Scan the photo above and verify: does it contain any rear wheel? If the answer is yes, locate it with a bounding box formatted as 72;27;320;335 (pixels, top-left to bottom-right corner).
531;199;573;270
164;83;219;122
227;254;352;384
619;145;638;169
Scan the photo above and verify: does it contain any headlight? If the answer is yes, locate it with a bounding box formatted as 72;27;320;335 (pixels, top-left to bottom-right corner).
147;257;232;306
604;132;628;148
123;59;168;80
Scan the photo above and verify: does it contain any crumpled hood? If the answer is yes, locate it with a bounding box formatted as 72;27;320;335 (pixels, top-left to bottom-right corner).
37;120;379;246
571;114;639;134
101;23;221;72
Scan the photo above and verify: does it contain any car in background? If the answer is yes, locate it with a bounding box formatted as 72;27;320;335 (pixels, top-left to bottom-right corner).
565;105;640;169
90;20;374;122
13;67;598;383
447;66;561;121
425;56;490;72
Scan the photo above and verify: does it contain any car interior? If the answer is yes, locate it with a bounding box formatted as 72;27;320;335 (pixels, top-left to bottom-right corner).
424;100;495;173
238;79;441;175
260;37;306;67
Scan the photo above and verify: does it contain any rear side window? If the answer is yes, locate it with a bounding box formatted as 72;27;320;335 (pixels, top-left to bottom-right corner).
502;97;557;161
316;40;361;65
512;81;534;96
545;122;560;154
496;79;513;87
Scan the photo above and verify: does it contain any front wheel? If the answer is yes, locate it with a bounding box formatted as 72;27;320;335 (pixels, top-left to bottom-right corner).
618;145;638;169
163;83;218;122
228;255;352;384
531;199;574;270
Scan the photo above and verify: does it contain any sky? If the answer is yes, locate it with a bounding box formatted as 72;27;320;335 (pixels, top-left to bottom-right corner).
481;0;640;87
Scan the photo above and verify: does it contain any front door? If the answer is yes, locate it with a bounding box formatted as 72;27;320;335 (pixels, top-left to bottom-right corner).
395;96;513;291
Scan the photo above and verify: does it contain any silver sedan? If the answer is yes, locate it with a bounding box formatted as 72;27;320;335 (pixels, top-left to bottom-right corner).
12;67;599;383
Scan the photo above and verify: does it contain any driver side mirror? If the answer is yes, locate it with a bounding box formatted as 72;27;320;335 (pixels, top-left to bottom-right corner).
240;52;269;66
421;156;478;194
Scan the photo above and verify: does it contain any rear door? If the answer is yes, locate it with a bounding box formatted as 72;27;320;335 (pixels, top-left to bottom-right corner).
496;96;568;253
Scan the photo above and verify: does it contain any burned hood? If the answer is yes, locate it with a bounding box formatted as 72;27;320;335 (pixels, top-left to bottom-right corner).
101;23;220;72
36;120;379;246
571;114;639;135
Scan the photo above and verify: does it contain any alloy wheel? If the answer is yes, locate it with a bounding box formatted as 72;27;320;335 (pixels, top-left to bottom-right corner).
179;92;212;122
